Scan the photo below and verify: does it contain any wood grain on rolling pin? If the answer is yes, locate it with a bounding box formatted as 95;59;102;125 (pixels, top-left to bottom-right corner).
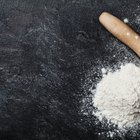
99;12;140;57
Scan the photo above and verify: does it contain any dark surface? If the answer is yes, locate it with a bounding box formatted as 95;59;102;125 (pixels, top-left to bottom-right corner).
0;0;140;140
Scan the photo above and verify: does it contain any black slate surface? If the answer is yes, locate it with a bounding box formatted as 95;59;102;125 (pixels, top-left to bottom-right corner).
0;0;140;140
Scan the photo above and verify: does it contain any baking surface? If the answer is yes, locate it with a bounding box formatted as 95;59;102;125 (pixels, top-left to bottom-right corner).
0;0;140;139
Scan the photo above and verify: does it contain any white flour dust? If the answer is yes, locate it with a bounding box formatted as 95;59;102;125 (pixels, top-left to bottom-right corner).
92;63;140;129
123;18;129;23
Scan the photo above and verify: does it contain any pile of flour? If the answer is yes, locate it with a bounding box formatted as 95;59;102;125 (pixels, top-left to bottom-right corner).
93;63;140;129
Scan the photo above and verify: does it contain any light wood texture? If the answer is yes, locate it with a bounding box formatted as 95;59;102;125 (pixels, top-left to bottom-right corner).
99;12;140;57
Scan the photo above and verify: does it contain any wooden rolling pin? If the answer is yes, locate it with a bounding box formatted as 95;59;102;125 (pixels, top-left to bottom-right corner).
99;12;140;57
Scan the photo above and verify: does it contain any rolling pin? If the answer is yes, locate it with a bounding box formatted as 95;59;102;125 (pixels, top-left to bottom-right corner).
99;12;140;57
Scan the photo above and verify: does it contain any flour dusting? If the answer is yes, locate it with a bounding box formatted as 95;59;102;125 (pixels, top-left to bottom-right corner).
123;18;129;23
93;63;140;129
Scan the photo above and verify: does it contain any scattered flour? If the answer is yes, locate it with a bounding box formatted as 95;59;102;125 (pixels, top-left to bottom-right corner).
101;68;107;74
92;63;140;129
123;18;129;23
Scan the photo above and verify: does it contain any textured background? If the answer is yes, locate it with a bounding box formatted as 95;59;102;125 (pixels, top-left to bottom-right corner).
0;0;140;140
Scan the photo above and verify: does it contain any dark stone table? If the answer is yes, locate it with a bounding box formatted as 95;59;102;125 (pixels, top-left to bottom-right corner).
0;0;140;139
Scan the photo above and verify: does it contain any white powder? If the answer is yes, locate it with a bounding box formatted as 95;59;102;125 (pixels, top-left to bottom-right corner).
93;63;140;129
123;18;129;23
101;68;107;74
